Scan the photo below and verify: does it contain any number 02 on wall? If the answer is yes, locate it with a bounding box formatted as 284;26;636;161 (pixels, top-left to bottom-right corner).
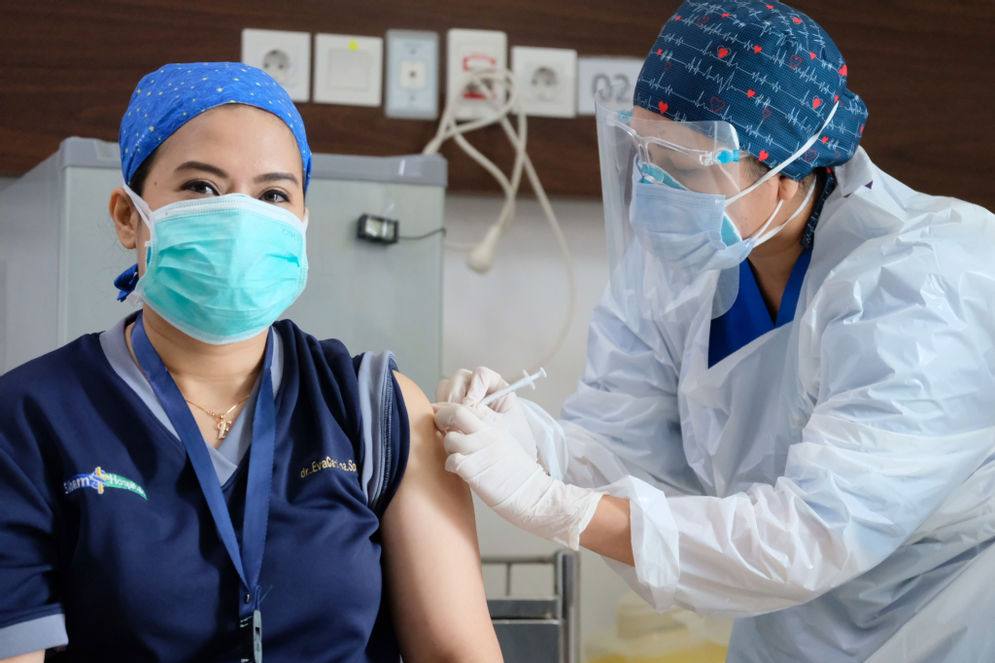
576;57;645;115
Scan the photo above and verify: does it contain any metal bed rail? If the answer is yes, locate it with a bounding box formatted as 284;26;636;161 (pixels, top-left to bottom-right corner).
483;550;579;663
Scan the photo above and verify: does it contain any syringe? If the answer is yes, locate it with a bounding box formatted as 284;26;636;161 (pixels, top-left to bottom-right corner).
481;367;548;406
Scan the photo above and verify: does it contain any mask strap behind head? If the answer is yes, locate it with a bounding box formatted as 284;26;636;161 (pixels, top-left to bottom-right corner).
725;101;840;207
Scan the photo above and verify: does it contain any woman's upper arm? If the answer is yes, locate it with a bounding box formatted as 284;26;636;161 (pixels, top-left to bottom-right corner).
380;371;503;663
0;651;46;663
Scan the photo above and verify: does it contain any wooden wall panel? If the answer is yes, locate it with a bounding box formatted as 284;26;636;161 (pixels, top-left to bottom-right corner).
1;0;992;209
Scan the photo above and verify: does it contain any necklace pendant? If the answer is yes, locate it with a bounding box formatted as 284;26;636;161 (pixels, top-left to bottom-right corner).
217;417;233;440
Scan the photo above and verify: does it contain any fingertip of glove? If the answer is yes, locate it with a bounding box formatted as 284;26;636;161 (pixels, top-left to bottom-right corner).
441;429;462;454
434;406;458;432
444;451;465;474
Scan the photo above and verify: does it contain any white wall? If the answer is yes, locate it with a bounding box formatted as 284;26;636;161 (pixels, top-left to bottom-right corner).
0;177;15;192
442;193;628;651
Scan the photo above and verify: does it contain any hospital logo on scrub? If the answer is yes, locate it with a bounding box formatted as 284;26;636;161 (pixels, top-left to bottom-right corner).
63;466;148;500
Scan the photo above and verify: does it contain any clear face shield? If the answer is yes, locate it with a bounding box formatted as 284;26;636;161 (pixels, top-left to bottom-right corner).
594;81;755;282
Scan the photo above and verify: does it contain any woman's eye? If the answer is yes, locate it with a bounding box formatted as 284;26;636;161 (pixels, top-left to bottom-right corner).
260;189;290;204
182;180;219;195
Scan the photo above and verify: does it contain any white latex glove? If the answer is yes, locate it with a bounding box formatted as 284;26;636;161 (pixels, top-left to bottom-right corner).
435;366;538;463
434;401;602;550
436;366;515;407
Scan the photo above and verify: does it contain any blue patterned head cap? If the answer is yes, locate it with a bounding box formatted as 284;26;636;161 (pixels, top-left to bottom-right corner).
634;0;868;180
119;62;312;191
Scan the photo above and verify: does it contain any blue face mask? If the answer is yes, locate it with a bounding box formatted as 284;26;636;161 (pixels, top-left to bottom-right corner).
630;160;813;273
124;186;309;344
636;160;742;246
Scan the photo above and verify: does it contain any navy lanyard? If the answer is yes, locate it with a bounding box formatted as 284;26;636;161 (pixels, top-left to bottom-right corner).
131;312;274;662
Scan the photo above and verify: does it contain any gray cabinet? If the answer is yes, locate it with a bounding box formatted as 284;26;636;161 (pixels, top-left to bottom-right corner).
0;137;445;393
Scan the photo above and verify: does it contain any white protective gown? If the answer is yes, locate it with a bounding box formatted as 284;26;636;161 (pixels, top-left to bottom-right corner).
526;148;995;661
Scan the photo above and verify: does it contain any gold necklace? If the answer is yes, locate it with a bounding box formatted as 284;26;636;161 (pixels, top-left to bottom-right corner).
185;395;251;441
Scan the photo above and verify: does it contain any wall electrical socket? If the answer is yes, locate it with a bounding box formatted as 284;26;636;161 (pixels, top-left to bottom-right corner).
313;33;383;106
512;46;578;118
446;28;507;121
385;29;439;120
241;28;311;102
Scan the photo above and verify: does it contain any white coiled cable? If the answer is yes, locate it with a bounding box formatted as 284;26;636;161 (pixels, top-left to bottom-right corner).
423;68;577;368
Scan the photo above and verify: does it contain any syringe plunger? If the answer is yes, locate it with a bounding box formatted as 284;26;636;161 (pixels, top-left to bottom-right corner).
481;367;548;406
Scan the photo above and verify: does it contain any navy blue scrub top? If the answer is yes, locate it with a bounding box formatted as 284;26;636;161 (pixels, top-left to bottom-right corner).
0;317;408;662
708;247;812;367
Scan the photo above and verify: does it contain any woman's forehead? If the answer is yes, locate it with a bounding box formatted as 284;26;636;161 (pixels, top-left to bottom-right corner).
151;104;304;176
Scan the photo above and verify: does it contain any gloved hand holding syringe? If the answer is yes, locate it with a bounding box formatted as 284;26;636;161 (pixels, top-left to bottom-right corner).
480;367;547;406
435;363;601;552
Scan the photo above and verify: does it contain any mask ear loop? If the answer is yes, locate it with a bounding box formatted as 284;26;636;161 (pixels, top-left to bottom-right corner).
721;102;839;243
120;183;154;306
725;101;840;208
743;198;786;243
122;183;153;226
748;179;817;247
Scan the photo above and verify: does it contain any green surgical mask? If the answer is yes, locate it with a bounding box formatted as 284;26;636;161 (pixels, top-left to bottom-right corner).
123;186;308;344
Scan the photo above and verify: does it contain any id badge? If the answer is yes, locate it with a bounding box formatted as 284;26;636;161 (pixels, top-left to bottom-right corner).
240;609;263;663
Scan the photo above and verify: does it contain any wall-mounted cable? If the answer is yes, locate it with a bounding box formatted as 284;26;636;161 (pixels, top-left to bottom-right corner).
423;67;577;368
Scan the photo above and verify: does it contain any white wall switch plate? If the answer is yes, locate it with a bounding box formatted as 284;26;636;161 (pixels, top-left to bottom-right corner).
576;56;644;115
313;33;383;106
446;28;507;120
385;29;439;120
241;28;311;102
512;46;578;118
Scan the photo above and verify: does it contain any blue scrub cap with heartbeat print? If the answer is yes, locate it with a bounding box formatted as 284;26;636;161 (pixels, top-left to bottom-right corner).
634;0;868;180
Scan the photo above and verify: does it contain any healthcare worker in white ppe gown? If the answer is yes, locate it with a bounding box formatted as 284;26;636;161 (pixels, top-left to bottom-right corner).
434;1;995;661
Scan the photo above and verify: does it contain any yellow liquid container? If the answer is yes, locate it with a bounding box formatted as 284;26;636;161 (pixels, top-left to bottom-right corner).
584;592;732;663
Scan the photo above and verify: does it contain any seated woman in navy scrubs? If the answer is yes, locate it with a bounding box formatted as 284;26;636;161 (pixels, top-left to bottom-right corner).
0;62;503;663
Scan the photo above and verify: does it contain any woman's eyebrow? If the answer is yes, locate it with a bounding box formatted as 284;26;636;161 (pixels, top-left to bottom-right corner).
174;161;228;178
173;161;298;187
254;171;300;186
